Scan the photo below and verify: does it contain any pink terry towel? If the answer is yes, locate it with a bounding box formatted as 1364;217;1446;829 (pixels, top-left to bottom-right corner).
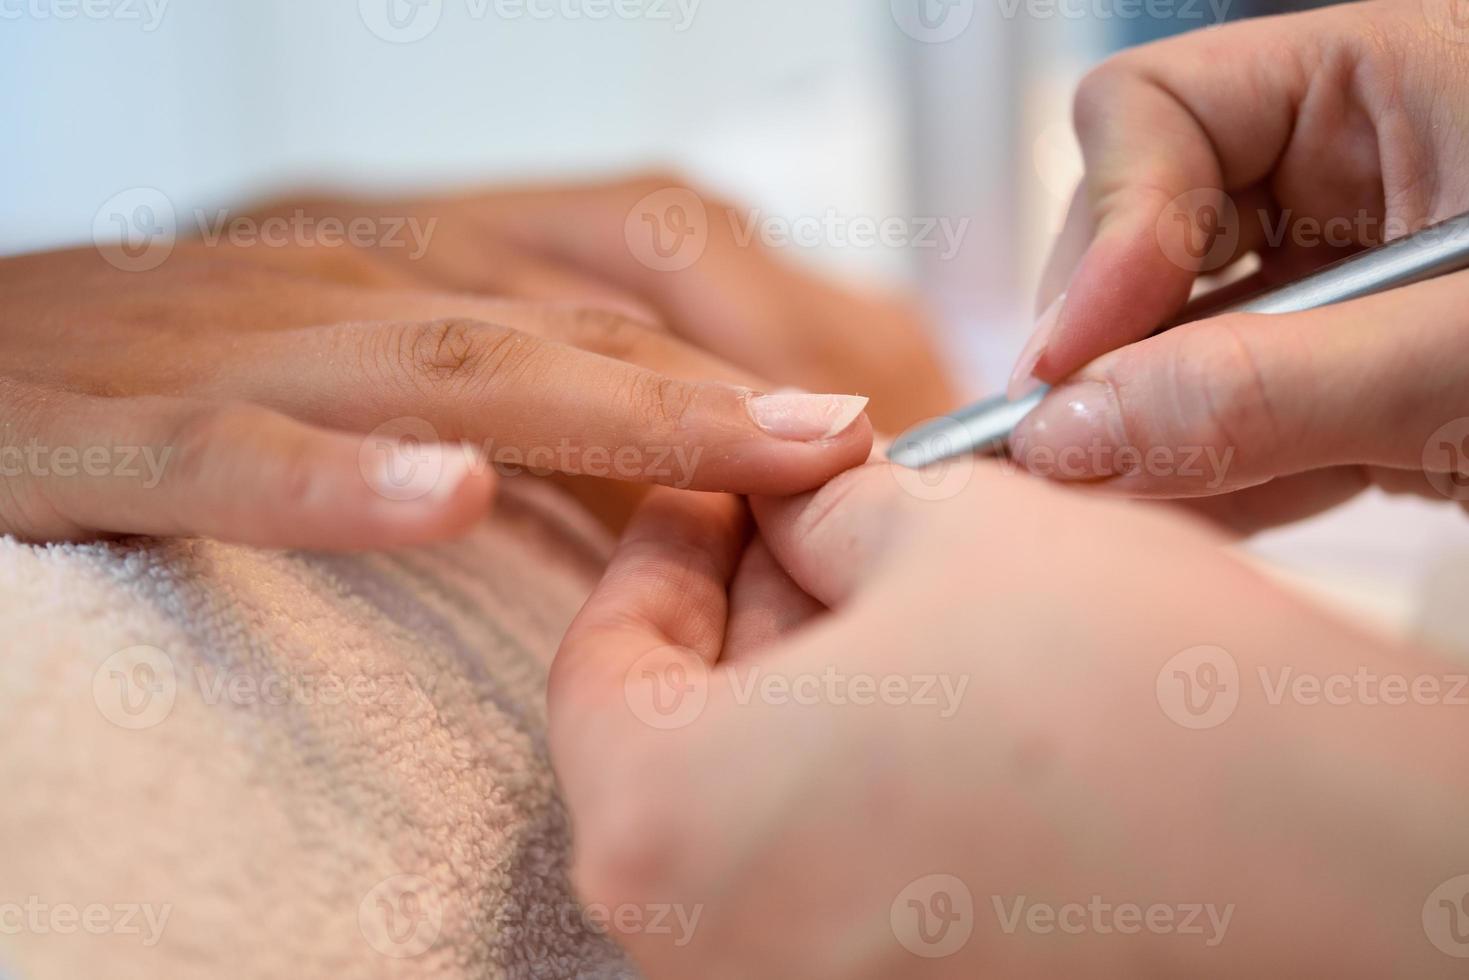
0;479;634;980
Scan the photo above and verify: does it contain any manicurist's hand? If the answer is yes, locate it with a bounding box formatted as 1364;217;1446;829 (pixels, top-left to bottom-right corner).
0;241;872;548
1007;0;1469;530
549;465;1469;978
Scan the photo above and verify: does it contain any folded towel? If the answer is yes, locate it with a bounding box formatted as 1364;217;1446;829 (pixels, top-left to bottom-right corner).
0;479;635;980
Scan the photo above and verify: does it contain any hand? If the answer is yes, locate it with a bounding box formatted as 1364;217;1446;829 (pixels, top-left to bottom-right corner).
549;465;1469;978
248;173;959;434
0;241;871;548
1006;0;1469;531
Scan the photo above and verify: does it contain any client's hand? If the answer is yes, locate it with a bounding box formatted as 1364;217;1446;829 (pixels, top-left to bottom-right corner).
248;174;959;433
0;242;870;548
550;466;1469;978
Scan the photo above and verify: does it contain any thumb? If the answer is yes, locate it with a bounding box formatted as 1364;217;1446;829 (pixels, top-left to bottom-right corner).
1009;274;1469;495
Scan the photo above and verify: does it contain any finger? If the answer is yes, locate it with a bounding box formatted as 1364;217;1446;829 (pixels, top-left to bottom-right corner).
1009;273;1469;495
1;388;493;549
722;538;824;660
1175;463;1469;535
547;488;746;751
239;195;662;319
1169;467;1369;536
218;316;874;495
449;247;662;325
458;176;959;429
749;462;944;607
1013;8;1395;392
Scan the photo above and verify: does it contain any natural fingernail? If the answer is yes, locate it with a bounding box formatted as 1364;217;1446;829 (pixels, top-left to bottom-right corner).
747;393;870;442
366;441;482;507
1009;381;1125;479
1007;292;1066;401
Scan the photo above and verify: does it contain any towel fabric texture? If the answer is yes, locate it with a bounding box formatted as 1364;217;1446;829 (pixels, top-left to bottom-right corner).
0;479;636;980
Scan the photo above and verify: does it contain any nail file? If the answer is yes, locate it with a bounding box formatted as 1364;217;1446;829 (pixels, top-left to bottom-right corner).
889;209;1469;470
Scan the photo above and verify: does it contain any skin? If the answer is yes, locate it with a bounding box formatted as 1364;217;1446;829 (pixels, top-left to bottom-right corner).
0;176;956;548
1008;0;1469;532
550;466;1469;979
545;4;1469;976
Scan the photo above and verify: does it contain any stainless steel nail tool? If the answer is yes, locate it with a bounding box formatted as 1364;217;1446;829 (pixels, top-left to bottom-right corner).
889;210;1469;470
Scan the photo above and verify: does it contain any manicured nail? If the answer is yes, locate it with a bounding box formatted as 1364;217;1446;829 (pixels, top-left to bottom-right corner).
366;441;481;506
1009;381;1126;479
747;393;870;442
1007;293;1066;401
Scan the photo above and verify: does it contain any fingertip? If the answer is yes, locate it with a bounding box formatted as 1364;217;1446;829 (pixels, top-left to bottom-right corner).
748;461;908;606
678;394;875;495
355;441;497;548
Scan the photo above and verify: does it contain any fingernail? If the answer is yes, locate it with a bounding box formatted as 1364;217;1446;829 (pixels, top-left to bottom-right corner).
1007;293;1066;400
747;393;870;442
1009;381;1126;479
366;440;481;506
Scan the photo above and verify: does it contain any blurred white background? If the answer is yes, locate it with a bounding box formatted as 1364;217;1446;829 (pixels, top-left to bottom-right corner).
3;0;1467;646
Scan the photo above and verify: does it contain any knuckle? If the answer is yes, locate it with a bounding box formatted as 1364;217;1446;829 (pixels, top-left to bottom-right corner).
1072;60;1132;137
393;318;540;396
621;372;697;428
557;307;661;361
